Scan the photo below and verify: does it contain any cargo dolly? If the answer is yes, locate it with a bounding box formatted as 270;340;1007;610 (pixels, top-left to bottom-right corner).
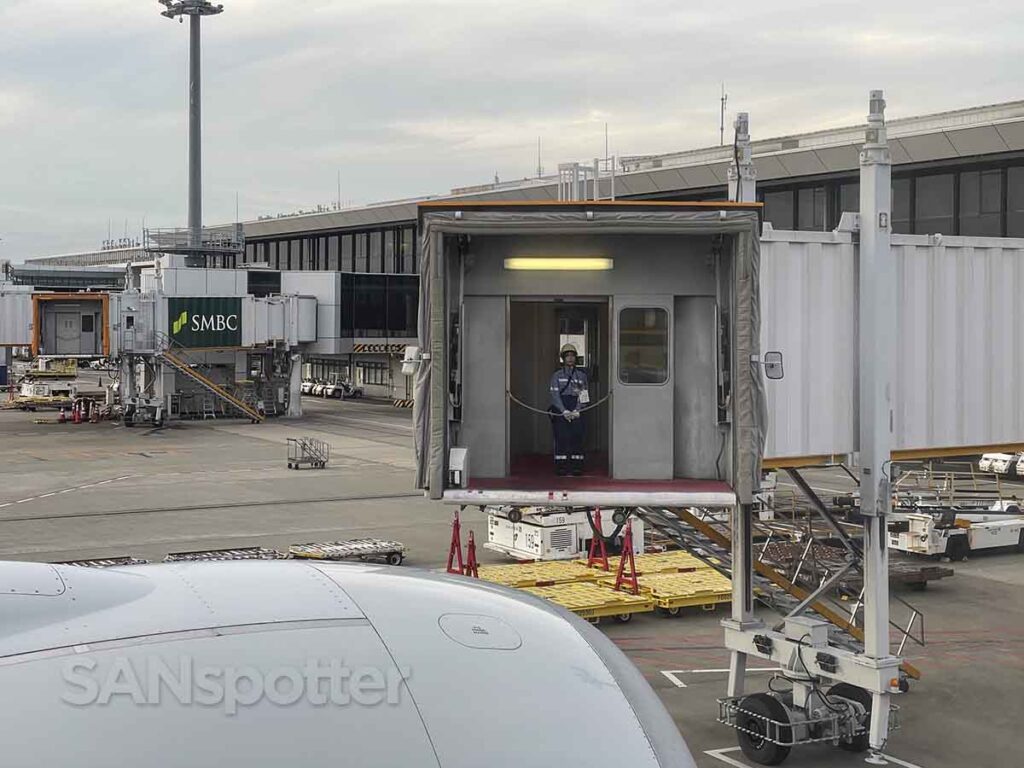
289;538;407;566
287;437;330;469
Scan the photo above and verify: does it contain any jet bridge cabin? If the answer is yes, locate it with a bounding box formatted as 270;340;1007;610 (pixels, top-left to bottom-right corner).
412;202;766;510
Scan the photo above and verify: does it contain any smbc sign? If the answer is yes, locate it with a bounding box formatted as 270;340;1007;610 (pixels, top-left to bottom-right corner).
167;297;242;348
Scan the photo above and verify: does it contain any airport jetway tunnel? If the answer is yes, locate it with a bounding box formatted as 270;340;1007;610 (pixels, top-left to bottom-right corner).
413;202;764;509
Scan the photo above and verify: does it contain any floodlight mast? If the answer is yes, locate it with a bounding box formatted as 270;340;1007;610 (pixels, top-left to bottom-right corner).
157;1;225;249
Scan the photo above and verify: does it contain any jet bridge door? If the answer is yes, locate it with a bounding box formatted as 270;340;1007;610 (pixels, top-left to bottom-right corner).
55;312;80;356
611;296;673;479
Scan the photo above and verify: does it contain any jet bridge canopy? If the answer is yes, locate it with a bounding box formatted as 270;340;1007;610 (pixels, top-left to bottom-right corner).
412;202;766;507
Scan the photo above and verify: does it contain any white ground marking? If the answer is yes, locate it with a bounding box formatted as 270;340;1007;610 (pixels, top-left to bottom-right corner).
661;667;776;689
1;474;139;507
660;671;688;688
705;746;926;768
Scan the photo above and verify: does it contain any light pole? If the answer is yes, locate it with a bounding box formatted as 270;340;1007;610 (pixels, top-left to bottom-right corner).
157;1;224;249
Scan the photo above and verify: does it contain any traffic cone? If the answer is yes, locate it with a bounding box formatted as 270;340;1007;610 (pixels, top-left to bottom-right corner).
58;407;66;424
614;519;640;595
446;510;465;575
464;530;479;578
586;508;610;571
71;403;81;424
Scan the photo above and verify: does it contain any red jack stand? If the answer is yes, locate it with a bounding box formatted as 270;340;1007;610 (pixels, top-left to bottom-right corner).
446;510;465;575
464;530;479;578
614;519;640;595
586;508;610;571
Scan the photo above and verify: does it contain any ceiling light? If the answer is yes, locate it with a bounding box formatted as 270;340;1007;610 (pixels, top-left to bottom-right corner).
503;257;613;271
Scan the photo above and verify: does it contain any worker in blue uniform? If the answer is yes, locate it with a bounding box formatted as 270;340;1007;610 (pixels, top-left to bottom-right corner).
549;343;589;476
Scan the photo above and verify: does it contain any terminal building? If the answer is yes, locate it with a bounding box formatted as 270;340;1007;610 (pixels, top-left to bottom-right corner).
21;99;1024;401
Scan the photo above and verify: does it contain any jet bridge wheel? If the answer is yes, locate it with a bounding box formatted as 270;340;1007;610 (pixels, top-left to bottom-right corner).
735;693;792;765
826;683;871;753
946;535;969;562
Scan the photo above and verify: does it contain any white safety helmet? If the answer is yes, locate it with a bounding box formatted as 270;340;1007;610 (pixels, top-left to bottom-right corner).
559;343;578;362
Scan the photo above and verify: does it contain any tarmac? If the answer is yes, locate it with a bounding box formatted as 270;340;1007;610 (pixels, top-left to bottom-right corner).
0;396;1021;767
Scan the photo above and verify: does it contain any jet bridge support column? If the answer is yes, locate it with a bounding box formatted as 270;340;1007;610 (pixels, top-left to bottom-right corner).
724;111;759;699
859;89;896;759
287;352;302;417
727;113;756;204
725;502;758;698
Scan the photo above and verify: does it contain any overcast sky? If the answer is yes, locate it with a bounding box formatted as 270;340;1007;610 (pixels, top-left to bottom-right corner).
1;0;1019;260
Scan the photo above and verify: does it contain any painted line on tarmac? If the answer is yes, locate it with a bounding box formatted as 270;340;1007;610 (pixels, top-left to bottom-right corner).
661;668;775;688
1;474;139;508
705;746;926;768
703;748;751;768
0;491;425;524
660;671;688;688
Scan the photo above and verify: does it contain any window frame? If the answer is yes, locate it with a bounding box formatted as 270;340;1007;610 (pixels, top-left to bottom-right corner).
617;306;671;386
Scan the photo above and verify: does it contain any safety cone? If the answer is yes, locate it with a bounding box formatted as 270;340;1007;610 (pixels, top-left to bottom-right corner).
613;519;640;595
71;403;81;424
464;530;479;578
586;508;610;571
446;510;465;575
58;407;66;424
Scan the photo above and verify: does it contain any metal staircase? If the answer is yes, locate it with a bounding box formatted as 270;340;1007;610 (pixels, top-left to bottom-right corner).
155;332;263;422
636;504;923;681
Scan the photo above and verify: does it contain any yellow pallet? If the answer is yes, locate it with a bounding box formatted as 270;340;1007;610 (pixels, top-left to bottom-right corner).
523;582;655;620
477;561;602;588
599;571;732;612
575;549;718;576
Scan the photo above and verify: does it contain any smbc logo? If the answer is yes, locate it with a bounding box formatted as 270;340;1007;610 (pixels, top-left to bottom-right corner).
172;311;239;335
172;311;188;334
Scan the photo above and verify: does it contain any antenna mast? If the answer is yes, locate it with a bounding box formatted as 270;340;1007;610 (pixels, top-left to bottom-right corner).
719;83;728;146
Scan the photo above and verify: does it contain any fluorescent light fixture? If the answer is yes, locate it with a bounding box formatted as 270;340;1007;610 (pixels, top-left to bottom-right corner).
503;257;614;271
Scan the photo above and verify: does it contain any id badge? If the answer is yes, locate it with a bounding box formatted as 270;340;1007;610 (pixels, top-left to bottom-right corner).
578;389;590;405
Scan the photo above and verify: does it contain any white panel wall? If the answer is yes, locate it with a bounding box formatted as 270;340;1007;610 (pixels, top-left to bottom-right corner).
0;287;33;345
281;272;339;339
298;297;317;342
761;231;856;459
761;229;1024;459
894;236;1024;450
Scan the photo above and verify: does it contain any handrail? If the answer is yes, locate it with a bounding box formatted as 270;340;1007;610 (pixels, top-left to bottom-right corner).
506;390;612;417
155;332;262;421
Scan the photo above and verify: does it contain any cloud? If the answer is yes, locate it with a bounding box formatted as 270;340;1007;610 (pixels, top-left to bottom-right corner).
1;0;1022;260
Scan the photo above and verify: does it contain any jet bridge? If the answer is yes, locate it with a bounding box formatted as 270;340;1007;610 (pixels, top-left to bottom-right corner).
411;200;768;511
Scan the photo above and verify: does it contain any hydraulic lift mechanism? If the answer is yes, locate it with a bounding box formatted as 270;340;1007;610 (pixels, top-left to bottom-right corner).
718;91;901;765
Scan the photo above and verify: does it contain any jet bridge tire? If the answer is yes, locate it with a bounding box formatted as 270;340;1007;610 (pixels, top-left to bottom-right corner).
735;693;792;765
612;510;628;526
946;536;969;562
826;683;871;753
